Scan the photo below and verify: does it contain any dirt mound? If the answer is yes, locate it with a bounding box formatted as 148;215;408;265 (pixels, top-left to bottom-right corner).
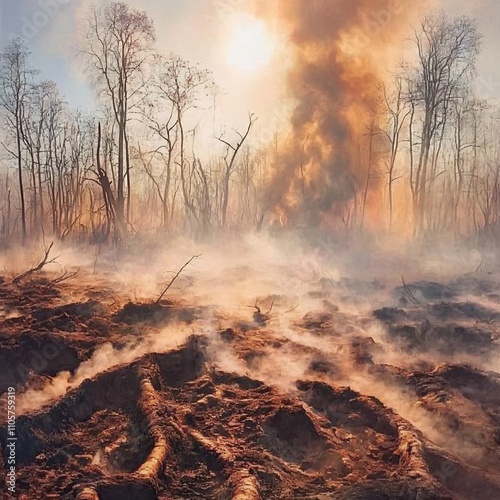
1;273;499;499
394;281;455;304
262;406;331;466
113;301;200;326
32;300;104;321
0;332;95;393
374;293;499;356
5;343;498;499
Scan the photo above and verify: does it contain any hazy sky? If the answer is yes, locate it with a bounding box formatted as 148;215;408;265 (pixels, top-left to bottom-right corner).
0;0;499;134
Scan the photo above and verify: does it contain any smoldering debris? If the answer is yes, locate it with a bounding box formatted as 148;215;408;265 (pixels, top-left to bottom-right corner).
0;234;499;499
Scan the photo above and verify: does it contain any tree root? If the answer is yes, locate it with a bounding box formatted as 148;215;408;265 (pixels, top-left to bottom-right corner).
135;377;171;480
74;376;170;498
75;487;100;500
188;427;234;466
229;470;261;500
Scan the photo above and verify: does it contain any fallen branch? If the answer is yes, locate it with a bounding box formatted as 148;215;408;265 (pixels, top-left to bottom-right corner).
156;254;201;303
13;242;59;284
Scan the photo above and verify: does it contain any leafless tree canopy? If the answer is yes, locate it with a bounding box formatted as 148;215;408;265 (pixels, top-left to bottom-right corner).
0;5;498;250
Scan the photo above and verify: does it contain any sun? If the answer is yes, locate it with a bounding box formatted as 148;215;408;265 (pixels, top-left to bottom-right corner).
225;16;275;73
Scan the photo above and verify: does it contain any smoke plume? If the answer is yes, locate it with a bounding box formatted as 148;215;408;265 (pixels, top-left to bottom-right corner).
262;0;418;227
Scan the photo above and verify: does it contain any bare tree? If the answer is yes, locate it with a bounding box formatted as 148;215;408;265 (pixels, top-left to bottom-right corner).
151;54;211;229
407;12;481;235
0;39;37;245
217;114;256;227
380;76;411;229
82;1;155;235
156;56;210;223
236;145;262;225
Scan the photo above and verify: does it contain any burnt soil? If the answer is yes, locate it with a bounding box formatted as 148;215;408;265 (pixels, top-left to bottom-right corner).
0;271;499;499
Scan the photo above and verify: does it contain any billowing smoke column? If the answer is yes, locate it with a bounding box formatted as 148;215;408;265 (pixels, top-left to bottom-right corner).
263;0;416;228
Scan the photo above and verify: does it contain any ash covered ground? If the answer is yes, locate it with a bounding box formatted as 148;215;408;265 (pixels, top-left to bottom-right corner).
1;235;499;500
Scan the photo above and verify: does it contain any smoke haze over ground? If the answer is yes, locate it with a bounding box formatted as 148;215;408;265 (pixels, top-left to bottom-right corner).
1;234;499;498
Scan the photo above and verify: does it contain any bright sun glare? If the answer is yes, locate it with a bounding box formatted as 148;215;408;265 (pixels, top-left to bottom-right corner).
226;17;275;73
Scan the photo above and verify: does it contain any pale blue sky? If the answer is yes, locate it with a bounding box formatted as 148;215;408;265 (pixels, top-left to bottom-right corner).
0;0;219;110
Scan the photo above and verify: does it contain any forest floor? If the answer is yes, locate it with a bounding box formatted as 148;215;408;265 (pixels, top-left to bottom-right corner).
1;249;500;499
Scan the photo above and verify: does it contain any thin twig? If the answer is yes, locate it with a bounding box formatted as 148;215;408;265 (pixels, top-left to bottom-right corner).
267;296;276;314
156;254;201;303
284;299;300;314
50;267;81;286
474;254;484;273
401;275;420;304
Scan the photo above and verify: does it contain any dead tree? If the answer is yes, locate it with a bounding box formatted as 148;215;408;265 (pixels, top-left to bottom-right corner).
217;114;256;227
381;77;411;230
82;2;155;234
95;122;117;238
0;39;37;245
407;12;481;235
151;54;211;231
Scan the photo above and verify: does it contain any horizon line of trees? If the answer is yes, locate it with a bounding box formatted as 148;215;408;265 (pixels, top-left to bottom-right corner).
0;3;499;250
0;2;260;246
